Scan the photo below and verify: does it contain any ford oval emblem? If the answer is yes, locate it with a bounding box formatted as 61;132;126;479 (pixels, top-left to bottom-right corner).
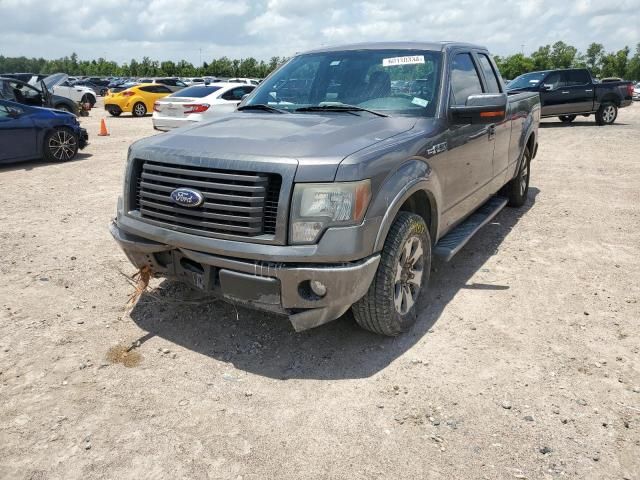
170;188;204;208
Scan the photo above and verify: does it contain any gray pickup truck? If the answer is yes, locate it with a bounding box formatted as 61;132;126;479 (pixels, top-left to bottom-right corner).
111;42;540;336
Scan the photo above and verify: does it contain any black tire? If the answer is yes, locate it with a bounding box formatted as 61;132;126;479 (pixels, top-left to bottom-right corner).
504;146;531;208
43;128;78;162
108;109;121;117
595;102;617;125
559;115;576;123
352;212;431;336
81;94;96;107
132;102;147;117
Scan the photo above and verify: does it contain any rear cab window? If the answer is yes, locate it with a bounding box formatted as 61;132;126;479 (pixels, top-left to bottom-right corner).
450;52;484;106
477;53;502;93
566;70;591;86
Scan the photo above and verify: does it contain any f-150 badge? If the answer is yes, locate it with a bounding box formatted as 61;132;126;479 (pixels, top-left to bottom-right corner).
426;142;448;156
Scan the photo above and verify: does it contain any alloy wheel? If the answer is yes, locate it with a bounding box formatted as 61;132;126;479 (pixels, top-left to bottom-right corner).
394;236;424;315
48;129;77;161
603;105;616;123
520;159;529;196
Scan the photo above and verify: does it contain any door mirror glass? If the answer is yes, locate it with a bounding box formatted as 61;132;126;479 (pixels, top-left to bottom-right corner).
449;93;507;124
541;84;553;91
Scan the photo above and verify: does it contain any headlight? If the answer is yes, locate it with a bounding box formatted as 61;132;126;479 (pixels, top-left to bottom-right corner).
290;180;371;244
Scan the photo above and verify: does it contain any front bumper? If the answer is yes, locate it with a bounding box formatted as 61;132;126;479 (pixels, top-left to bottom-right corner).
79;128;89;149
110;220;380;331
152;116;195;131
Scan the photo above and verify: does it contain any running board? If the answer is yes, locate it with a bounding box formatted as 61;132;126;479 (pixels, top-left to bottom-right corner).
434;196;508;261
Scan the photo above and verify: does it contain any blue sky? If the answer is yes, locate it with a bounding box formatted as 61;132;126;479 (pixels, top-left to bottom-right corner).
0;0;638;63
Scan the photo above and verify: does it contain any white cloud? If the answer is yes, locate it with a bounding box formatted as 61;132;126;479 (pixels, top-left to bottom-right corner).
0;0;638;63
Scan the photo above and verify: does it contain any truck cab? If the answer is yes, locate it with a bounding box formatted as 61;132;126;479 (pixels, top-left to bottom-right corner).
111;42;540;336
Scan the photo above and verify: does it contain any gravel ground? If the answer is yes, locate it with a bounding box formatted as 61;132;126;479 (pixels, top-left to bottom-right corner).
1;100;639;480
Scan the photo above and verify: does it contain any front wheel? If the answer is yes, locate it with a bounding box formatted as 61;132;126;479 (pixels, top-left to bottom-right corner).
132;102;147;117
559;115;576;123
43;128;78;162
595;102;617;125
352;212;431;336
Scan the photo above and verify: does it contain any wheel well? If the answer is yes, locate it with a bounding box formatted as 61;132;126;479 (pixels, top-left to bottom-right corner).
398;190;433;240
600;95;619;106
526;132;536;156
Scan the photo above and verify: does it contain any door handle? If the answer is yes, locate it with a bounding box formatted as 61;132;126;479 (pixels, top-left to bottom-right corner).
585;89;593;92
561;91;570;94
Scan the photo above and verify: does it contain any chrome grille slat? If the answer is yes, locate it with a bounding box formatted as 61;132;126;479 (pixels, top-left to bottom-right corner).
141;172;267;194
134;160;281;238
142;162;268;183
139;200;262;223
139;184;265;204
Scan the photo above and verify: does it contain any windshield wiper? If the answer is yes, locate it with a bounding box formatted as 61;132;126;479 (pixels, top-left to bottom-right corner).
294;104;389;117
237;104;289;114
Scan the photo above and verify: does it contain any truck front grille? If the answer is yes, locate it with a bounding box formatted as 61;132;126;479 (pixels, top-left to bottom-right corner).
133;160;281;238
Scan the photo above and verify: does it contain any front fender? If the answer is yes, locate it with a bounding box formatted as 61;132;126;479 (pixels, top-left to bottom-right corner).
369;159;442;252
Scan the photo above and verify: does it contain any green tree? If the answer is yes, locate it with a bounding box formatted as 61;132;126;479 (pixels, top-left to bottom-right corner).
531;45;552;70
626;43;640;81
495;54;535;79
550;41;577;69
585;43;605;77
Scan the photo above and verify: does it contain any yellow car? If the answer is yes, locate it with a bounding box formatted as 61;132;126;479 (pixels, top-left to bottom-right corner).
104;83;172;117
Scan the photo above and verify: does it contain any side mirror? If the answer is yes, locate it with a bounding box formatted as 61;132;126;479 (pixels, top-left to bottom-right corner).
541;84;553;91
8;108;23;118
449;93;507;124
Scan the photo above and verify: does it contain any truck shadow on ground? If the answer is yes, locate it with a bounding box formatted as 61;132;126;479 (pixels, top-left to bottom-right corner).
540;121;629;128
130;188;539;380
0;153;94;173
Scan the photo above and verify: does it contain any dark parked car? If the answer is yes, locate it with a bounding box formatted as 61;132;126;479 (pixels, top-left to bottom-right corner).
0;99;88;164
108;81;139;94
111;41;540;336
507;68;633;125
76;78;110;96
0;77;79;115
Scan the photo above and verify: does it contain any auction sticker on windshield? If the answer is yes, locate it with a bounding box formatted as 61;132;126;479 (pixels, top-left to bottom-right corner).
382;55;425;67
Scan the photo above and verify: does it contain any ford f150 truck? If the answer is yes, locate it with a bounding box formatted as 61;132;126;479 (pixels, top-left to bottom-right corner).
111;42;540;336
507;68;633;125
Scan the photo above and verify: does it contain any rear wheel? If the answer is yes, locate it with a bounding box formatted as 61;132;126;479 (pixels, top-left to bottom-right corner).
595;102;617;125
504;146;531;208
43;128;78;162
559;115;576;123
352;212;431;336
132;102;147;117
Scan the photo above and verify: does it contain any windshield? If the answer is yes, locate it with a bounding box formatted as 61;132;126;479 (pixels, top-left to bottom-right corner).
507;72;547;90
171;85;221;98
245;49;442;116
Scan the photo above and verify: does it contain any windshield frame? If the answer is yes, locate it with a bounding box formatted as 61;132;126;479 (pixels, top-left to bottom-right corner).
242;49;443;118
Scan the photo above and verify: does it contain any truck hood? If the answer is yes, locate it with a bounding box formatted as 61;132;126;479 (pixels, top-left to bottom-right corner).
135;112;417;179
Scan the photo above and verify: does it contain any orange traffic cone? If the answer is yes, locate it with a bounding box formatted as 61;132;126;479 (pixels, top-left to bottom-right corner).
98;118;109;136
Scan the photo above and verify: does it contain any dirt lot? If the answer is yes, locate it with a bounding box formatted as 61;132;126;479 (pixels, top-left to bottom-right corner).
1;100;639;480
